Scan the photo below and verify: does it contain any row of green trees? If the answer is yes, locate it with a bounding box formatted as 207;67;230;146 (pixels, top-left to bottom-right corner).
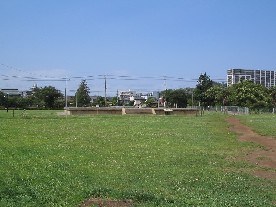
157;73;276;112
1;74;276;111
0;80;92;109
0;80;105;109
193;73;276;111
0;86;64;109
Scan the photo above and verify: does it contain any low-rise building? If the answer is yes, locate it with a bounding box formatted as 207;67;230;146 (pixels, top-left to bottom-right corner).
1;89;22;97
118;90;160;107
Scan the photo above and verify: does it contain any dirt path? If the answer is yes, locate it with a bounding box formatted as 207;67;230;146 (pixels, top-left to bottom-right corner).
227;116;276;180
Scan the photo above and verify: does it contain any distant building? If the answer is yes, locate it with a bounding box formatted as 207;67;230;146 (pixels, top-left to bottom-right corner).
132;96;146;107
118;90;160;107
0;89;22;97
227;69;276;88
0;88;33;97
119;90;136;105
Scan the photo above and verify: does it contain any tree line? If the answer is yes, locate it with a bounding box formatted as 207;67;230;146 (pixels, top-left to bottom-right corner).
1;74;276;111
0;86;64;110
193;73;276;112
157;73;276;112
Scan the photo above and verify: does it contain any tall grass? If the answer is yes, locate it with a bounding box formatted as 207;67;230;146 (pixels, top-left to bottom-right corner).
0;110;275;206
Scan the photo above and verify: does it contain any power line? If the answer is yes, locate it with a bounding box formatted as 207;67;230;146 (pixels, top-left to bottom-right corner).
0;63;227;96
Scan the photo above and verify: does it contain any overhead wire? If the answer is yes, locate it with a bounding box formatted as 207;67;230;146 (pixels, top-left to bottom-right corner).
0;62;226;95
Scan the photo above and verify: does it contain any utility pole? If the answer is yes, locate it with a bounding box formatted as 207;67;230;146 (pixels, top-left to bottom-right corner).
117;89;119;106
104;75;107;107
65;78;69;108
98;74;114;107
5;93;9;112
75;92;78;107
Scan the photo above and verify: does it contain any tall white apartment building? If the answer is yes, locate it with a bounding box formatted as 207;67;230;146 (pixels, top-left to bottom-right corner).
227;69;276;88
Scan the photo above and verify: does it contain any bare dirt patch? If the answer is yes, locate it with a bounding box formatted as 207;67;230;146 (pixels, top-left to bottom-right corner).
227;116;276;180
79;198;133;207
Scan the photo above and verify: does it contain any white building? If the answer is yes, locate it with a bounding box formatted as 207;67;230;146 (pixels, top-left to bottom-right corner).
227;69;276;88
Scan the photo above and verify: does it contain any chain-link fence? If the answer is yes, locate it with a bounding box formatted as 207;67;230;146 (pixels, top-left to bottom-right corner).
205;106;276;114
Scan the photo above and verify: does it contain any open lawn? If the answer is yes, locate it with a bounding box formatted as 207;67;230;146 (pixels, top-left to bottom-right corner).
238;113;276;138
0;110;275;206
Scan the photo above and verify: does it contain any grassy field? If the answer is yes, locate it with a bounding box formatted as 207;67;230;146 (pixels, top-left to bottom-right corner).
0;110;275;206
238;113;276;138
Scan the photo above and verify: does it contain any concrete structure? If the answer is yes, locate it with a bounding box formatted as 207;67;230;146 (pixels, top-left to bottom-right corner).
227;69;276;88
65;107;199;116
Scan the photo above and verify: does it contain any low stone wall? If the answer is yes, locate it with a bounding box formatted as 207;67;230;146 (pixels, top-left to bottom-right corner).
66;107;122;115
155;108;199;115
124;108;154;115
65;107;199;116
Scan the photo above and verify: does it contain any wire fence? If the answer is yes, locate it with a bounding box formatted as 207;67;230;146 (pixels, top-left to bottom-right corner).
187;106;250;114
204;106;276;115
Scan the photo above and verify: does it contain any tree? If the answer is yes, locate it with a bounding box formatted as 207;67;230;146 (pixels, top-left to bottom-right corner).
92;96;105;107
7;96;20;108
161;89;188;108
183;88;195;107
0;92;6;107
269;86;276;108
229;80;271;112
33;86;63;109
194;73;213;108
205;85;230;106
76;80;91;107
15;96;32;108
145;97;156;107
111;96;118;106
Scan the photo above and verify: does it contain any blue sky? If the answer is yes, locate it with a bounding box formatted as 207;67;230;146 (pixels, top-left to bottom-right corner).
1;0;276;96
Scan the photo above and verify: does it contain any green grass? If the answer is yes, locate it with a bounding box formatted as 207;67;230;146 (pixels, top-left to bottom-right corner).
238;113;276;138
0;110;275;206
